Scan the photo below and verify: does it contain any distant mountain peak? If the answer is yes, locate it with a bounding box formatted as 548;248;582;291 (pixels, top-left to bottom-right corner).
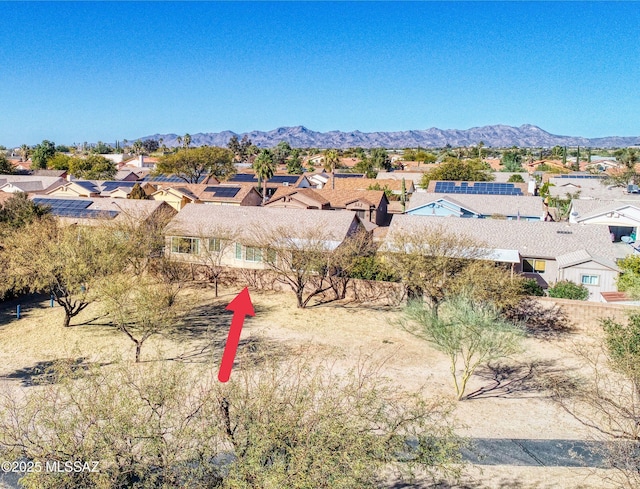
134;125;638;149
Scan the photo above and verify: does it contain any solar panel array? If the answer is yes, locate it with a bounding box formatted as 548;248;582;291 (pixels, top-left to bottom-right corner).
74;181;99;192
204;186;241;198
270;175;299;184
555;174;604;179
142;175;207;183
33;198;119;219
334;173;364;179
434;182;523;196
101;181;137;192
229;174;257;183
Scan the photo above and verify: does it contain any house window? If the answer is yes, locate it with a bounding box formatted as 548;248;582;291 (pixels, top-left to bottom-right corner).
235;243;242;260
208;238;221;252
522;259;546;273
170;237;199;254
245;246;262;262
581;274;600;286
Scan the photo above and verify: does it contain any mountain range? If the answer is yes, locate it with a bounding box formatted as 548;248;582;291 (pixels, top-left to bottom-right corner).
136;125;640;149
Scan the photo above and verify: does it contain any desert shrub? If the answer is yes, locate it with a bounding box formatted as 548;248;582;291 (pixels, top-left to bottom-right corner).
547;280;589;300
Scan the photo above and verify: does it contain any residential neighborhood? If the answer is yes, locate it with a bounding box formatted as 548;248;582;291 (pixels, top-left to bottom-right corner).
2;2;640;487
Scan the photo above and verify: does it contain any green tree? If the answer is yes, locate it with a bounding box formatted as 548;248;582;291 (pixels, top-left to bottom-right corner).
420;158;494;189
286;150;304;174
0;193;51;234
501;150;523;172
403;294;524;400
69;155;117;180
0;356;463;489
370;148;392;170
101;274;182;362
616;255;640;297
47;153;72;170
142;139;159;154
156;146;235;183
127;182;147;200
507;174;525;183
547;280;589;300
2;220;127;326
31;140;56;169
273;140;292;166
92;141;113;154
0;154;16;174
253;149;276;205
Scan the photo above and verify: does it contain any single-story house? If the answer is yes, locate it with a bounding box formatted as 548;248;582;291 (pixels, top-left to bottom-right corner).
569;199;640;242
0;175;65;195
149;183;262;211
406;193;546;221
163;205;363;270
425;180;530;196
382;215;628;301
32;196;176;227
266;187;389;226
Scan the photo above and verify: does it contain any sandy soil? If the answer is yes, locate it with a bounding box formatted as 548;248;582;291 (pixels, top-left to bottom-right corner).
0;287;622;488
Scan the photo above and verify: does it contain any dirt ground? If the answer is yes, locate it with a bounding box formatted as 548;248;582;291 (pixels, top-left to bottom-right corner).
0;286;623;488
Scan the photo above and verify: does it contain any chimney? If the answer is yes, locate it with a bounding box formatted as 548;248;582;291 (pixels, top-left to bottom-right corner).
138;155;144;168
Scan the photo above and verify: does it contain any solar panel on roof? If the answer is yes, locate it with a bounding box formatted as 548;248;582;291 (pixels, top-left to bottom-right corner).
334;173;365;178
101;181;137;191
205;186;241;198
270;175;300;184
33;198;93;210
432;181;523;196
73;181;99;192
229;174;257;182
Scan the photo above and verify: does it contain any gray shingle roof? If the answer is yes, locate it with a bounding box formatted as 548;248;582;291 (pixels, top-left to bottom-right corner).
407;193;545;217
164;205;359;247
570;200;640;221
383;215;624;262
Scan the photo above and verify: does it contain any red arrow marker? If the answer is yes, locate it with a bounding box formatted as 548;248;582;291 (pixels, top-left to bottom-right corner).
218;287;255;383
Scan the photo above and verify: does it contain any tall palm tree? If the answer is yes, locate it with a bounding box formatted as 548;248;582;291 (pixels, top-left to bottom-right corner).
253;149;276;205
183;133;192;149
323;149;339;189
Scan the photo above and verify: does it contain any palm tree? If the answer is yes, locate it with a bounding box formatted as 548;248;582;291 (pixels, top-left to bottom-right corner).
253;149;276;205
183;133;192;149
323;149;339;189
19;144;29;162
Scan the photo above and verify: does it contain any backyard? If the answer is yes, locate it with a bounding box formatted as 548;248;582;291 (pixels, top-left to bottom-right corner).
0;286;624;488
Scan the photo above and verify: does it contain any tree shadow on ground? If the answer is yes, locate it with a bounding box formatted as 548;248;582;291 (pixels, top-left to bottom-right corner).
464;360;581;401
0;293;51;326
2;357;111;387
504;297;576;340
167;301;285;364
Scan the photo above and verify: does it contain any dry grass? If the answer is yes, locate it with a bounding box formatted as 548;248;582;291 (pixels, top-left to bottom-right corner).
0;286;621;488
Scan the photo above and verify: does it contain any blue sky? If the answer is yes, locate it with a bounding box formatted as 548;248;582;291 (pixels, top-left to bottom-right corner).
1;1;639;146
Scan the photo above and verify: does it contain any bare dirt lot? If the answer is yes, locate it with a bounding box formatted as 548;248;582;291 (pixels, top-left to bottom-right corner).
0;287;623;488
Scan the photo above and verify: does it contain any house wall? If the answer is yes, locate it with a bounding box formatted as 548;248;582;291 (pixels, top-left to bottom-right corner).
150;192;190;211
558;261;619;301
375;198;388;226
515;257;559;289
48;185;96;198
240;190;263;207
165;236;270;270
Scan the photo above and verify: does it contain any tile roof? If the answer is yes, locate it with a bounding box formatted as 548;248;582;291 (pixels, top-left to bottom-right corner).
151;182;257;203
383;215;624;262
332;178;409;192
407;193;545;217
570;200;640;221
268;187;330;206
164;205;358;248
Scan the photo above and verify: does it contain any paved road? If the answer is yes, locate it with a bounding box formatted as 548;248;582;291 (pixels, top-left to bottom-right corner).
0;437;613;488
462;438;607;467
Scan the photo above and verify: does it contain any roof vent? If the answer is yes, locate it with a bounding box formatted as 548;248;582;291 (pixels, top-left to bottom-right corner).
557;230;573;234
